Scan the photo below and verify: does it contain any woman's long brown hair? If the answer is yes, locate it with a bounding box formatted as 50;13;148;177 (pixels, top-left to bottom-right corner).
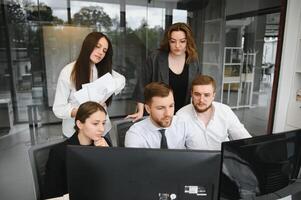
159;22;198;63
71;32;113;105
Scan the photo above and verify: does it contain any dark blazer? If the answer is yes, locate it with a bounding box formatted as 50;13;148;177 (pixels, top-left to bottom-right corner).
133;50;202;105
44;133;112;199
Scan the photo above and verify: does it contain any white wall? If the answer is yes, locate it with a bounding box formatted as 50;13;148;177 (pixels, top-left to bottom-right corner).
273;0;301;132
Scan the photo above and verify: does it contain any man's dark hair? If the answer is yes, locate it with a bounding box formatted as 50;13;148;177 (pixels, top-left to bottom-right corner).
144;82;173;105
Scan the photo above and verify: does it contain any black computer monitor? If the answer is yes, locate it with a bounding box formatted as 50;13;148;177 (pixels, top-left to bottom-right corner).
219;129;301;200
66;146;221;200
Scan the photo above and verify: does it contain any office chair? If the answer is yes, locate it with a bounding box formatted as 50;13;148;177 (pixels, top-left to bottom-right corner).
114;117;147;147
28;139;66;200
264;64;274;82
114;119;134;147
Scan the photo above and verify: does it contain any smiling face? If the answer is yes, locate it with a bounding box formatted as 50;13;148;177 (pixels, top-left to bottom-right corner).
191;84;216;113
76;110;106;142
169;30;187;56
145;91;175;128
89;37;109;64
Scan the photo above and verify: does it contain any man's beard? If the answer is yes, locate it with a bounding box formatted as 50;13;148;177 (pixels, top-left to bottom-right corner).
154;116;173;128
193;102;213;113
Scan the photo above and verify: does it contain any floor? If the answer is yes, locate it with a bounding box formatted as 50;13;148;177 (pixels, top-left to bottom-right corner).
0;82;272;200
0;124;62;200
0;121;119;200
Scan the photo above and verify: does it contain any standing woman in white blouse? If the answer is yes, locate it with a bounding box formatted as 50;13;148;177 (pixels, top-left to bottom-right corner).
53;32;125;138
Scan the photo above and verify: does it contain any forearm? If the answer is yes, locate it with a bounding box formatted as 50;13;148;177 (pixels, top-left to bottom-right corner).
53;74;74;119
229;124;252;140
137;102;144;114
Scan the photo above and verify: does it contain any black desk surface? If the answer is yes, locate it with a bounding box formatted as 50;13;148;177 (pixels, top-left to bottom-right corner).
257;180;301;200
221;179;301;200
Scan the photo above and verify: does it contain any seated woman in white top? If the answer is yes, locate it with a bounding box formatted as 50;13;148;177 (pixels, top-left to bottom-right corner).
53;32;125;138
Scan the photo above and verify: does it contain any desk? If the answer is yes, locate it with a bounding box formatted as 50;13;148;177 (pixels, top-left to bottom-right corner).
50;183;301;200
221;180;301;200
255;182;301;199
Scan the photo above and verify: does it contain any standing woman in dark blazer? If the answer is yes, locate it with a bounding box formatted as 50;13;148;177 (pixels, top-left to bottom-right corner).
127;22;201;121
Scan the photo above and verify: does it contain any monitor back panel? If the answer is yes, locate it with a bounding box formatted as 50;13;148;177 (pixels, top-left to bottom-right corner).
67;146;221;200
219;129;301;199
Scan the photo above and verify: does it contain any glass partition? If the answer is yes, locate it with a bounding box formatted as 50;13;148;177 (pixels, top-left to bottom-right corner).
0;0;282;136
223;11;280;135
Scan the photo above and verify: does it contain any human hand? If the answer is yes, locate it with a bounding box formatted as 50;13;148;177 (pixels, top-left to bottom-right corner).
125;103;144;122
94;137;109;147
125;111;143;122
71;108;78;118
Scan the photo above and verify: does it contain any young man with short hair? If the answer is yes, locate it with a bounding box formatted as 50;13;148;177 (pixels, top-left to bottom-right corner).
125;82;193;149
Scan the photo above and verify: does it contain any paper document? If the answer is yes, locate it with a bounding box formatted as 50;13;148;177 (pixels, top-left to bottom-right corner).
74;73;122;104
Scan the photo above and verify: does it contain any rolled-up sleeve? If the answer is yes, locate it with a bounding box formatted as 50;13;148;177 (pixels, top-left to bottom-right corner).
52;70;73;119
227;108;252;140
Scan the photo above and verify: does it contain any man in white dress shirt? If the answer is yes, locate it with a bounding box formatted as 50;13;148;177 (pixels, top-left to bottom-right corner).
176;74;251;150
125;82;193;149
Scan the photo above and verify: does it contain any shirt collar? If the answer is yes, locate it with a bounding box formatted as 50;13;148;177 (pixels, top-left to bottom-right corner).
146;117;161;131
211;102;216;120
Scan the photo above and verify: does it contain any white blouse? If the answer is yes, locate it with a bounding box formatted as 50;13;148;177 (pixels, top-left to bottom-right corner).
53;61;125;137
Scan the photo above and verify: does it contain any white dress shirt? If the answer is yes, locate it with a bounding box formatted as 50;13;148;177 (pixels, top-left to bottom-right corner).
52;61;125;137
124;116;194;149
176;102;251;150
